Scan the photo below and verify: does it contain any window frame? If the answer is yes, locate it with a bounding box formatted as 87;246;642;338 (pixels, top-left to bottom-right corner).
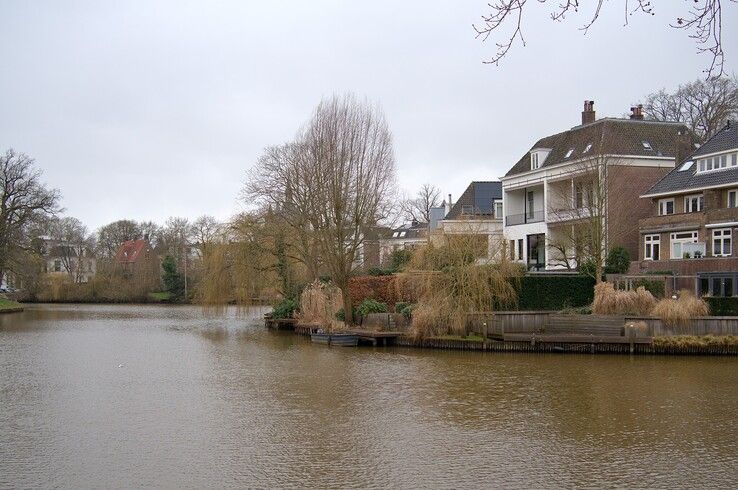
712;228;732;257
670;231;699;259
644;234;660;261
729;189;738;208
530;152;539;170
658;198;675;216
684;194;703;213
494;200;503;219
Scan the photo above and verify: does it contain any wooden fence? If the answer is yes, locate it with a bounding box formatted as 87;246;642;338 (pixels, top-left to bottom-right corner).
481;311;738;338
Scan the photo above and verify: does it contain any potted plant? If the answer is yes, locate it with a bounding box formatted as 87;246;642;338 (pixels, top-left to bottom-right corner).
694;250;703;259
683;252;692;259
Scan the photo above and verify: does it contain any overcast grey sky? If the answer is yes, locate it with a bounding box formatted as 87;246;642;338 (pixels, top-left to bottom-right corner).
1;1;736;231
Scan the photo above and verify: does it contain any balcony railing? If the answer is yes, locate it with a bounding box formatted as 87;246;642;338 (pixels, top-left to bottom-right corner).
505;210;544;226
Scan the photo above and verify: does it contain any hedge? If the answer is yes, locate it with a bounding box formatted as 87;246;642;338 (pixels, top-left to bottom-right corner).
348;275;397;306
516;275;595;311
704;297;738;316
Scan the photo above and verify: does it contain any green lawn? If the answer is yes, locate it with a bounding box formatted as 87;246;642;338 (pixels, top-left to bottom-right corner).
0;297;23;312
148;292;172;302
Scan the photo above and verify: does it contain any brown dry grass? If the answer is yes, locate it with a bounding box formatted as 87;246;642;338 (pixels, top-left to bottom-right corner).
653;334;738;348
298;280;344;331
402;235;521;339
592;282;656;316
650;289;709;329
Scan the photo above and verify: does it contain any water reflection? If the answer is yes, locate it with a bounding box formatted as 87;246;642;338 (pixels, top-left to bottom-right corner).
1;304;737;488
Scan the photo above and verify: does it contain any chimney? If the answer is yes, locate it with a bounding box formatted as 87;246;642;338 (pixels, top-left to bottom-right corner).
445;194;452;215
630;104;644;120
581;100;595;125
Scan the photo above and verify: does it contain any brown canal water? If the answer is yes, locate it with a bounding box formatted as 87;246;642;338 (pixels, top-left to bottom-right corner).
1;304;737;488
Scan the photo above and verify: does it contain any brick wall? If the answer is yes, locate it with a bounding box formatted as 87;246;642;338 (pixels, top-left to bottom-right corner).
607;165;671;260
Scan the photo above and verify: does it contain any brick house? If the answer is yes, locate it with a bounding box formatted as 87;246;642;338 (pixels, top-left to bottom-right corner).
631;121;738;296
501;101;693;271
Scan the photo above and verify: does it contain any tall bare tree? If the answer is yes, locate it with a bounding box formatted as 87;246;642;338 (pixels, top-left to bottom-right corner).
401;183;442;223
246;94;397;324
642;76;738;143
49;216;94;283
0;149;60;285
96;219;142;258
475;1;734;77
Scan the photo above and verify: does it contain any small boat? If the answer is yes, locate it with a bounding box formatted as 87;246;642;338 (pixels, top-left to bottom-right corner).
310;331;359;347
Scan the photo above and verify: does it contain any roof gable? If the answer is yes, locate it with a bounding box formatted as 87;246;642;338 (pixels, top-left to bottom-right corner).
643;121;738;197
504;119;691;178
446;181;502;219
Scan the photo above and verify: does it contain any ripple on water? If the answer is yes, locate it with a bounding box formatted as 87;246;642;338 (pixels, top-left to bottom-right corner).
1;304;737;488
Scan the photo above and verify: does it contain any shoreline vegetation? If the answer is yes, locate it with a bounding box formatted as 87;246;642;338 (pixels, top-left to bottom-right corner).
0;297;24;313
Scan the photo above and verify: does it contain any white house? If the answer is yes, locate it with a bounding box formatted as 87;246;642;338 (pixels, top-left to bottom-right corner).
501;101;694;271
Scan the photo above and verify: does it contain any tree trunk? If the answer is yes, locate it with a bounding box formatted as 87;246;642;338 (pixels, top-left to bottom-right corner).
340;285;353;326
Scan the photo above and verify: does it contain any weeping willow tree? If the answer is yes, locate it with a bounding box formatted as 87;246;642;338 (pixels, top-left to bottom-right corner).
195;211;308;309
398;233;522;338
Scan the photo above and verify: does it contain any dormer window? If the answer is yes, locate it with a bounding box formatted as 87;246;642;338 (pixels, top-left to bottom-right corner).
696;152;738;173
642;140;653;150
461;205;474;215
530;152;539;170
493;200;503;218
564;148;574;159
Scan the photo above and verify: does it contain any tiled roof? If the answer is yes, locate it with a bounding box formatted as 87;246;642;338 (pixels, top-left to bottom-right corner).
114;239;149;264
643;122;738;196
446;181;502;219
504;118;692;177
387;222;428;240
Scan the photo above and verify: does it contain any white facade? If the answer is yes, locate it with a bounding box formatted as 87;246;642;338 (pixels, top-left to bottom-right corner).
438;218;504;263
502;154;674;271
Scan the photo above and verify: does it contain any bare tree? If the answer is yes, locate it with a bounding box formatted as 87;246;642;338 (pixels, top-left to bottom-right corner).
49;216;94;283
401;183;442;223
546;132;638;282
474;1;734;77
642;76;738;143
191;215;222;256
0;149;61;285
246;94;397;324
245;143;323;281
96;219;142;258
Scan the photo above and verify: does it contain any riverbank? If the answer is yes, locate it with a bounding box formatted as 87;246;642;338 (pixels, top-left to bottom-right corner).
0;297;24;313
281;319;738;356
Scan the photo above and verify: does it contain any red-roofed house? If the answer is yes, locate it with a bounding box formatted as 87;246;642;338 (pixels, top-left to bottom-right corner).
115;240;160;281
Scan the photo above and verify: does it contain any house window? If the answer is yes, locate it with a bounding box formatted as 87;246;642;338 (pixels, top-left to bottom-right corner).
644;234;660;261
517;239;523;261
530;152;539;170
670;231;699;259
54;259;61;272
697;154;737;173
509;240;515;260
399;231;407;238
713;228;732;257
575;183;584;208
583;142;592;153
494;201;503;218
392;231;399;238
642;141;653;150
658;198;674;216
527;191;535;218
564;148;574;159
684;194;703;213
729;190;738;208
461;205;474;215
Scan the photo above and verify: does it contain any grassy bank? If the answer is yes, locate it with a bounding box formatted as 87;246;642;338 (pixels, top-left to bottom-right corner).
0;297;24;313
